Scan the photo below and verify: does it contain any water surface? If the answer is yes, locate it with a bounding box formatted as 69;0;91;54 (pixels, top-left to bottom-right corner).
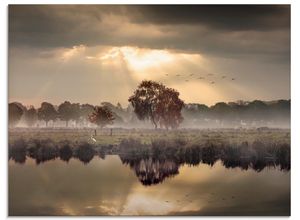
9;155;290;216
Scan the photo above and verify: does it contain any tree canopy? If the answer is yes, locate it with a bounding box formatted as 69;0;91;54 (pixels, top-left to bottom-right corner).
88;106;115;128
128;80;185;129
37;102;57;126
9;102;24;127
24;105;38;127
58;101;81;127
8;98;290;128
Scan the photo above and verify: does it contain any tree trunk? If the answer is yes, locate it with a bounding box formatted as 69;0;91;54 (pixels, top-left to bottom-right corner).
150;110;157;129
66;120;68;127
94;129;97;136
151;117;157;129
46;121;48;127
110;128;113;136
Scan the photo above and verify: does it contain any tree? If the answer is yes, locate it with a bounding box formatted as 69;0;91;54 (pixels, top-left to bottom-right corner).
71;103;81;126
183;103;209;119
9;102;24;127
80;104;94;126
210;102;234;124
128;80;185;129
12;102;27;112
24;106;38;127
156;87;184;129
58;101;82;127
129;81;163;129
37;102;57;127
58;101;72;127
269;99;290;121
88;106;115;129
100;102;124;125
245;100;269;123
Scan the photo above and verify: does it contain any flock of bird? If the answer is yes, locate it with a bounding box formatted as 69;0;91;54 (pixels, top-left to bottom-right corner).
164;72;236;85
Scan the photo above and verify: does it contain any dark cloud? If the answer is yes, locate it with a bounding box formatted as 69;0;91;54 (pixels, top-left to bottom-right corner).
8;5;290;61
125;5;290;30
9;5;290;31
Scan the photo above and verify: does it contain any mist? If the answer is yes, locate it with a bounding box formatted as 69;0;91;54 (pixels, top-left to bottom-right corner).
8;99;290;130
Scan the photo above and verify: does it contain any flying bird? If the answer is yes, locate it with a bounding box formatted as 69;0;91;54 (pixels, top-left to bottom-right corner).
210;81;215;84
185;80;189;82
222;76;226;79
207;73;214;76
231;78;235;81
165;74;168;76
198;77;204;79
190;73;194;76
176;74;181;77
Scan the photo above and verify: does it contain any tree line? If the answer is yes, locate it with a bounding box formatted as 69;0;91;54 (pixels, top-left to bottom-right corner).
182;99;290;128
9;80;290;129
9;101;115;128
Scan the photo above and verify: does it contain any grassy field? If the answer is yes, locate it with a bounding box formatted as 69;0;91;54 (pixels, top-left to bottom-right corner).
8;127;290;147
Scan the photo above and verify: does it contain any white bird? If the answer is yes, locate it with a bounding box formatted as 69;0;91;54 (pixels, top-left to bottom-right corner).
90;135;97;143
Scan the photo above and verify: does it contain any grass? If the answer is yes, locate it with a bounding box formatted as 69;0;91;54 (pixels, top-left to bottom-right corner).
9;127;290;147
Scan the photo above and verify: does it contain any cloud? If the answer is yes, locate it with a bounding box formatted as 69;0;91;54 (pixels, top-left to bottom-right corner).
9;5;290;61
125;5;290;30
8;5;290;105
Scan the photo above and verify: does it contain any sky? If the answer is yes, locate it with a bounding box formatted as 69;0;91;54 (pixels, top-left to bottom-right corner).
8;5;290;107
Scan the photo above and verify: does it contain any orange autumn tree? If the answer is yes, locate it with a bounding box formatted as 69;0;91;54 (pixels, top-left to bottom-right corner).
88;106;115;129
128;80;185;129
156;87;185;129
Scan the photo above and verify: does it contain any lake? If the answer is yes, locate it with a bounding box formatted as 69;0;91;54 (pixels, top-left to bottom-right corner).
9;154;290;216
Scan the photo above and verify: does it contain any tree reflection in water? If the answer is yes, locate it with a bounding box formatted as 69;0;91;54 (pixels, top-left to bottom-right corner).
120;156;179;186
9;138;290;186
119;153;290;186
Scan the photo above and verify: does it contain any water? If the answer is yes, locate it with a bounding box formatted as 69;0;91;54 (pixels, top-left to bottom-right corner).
9;155;290;216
